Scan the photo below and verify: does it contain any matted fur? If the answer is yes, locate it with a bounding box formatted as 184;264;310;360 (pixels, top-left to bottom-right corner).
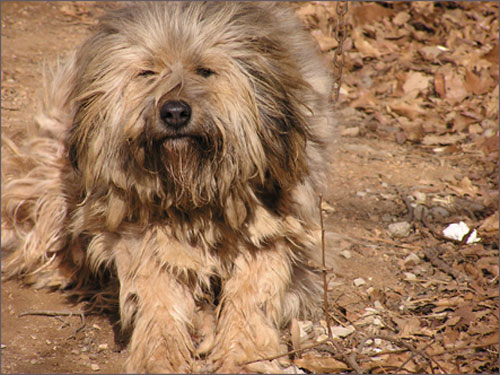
1;2;334;373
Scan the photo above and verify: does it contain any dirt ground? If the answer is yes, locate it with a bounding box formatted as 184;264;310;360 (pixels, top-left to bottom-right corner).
1;2;498;374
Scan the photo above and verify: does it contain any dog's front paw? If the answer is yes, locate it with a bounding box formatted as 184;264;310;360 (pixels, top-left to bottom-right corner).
209;329;286;374
211;355;285;374
125;322;194;373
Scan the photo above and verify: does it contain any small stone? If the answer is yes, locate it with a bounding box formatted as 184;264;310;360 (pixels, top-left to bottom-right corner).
330;325;355;338
1;344;6;349
388;221;411;238
30;335;37;340
282;365;306;374
404;272;417;281
430;206;450;219
30;359;38;365
412;191;426;203
98;343;109;351
316;334;329;342
353;278;366;287
403;252;421;267
92;324;101;330
340;250;352;259
45;339;52;345
71;349;80;355
297;320;313;339
373;300;384;310
90;363;100;371
342;126;360;137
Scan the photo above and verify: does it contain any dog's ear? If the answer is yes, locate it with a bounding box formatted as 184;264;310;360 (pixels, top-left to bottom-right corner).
66;125;80;171
260;107;309;190
68;142;79;171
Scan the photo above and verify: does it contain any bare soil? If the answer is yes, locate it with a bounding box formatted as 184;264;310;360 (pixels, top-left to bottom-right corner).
1;2;498;374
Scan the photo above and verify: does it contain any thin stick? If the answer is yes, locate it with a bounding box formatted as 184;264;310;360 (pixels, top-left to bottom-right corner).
395;340;435;374
19;310;87;338
243;338;329;365
372;334;446;374
19;310;85;318
318;195;362;374
318;194;333;339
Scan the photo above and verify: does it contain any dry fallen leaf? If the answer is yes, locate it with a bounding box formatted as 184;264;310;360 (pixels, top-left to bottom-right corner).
444;72;469;104
465;69;496;95
294;353;349;373
421;133;467;146
290;318;301;351
479;211;499;234
434;72;446;98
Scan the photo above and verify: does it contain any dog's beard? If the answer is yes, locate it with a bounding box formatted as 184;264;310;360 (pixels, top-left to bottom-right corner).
139;127;225;210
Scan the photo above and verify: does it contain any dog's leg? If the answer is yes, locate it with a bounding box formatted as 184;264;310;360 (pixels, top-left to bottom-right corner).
210;240;295;373
112;234;196;373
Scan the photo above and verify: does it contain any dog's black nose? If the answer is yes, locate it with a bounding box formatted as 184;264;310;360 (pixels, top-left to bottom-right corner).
160;100;191;129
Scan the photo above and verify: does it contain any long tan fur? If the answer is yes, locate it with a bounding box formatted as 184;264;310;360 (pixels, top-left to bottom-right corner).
1;2;334;373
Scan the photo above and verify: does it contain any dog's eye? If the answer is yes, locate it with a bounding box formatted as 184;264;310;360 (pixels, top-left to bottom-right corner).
196;67;215;78
138;70;156;77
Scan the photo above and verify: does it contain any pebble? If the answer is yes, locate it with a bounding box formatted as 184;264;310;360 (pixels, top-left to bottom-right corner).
412;191;426;203
403;252;421;266
316;334;329;342
98;343;109;351
341;126;360;137
353;277;366;287
373;300;384;310
90;363;100;371
404;272;417;281
388;221;411;238
283;365;306;374
430;206;450;219
330;325;355;338
340;250;352;259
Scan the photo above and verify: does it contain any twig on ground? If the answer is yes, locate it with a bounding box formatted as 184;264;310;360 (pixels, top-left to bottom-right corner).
329;339;363;373
354;234;421;250
244;196;363;373
370;334;446;374
394;340;435;374
421;246;467;282
19;310;87;338
242;338;329;365
319;194;362;373
319;194;333;340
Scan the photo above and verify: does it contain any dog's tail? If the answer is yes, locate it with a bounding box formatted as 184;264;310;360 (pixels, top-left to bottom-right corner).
1;54;77;289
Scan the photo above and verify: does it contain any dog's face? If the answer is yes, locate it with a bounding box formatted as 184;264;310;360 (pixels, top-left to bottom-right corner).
67;2;312;213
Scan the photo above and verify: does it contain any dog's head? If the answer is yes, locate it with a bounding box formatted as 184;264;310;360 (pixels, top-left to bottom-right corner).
67;2;324;220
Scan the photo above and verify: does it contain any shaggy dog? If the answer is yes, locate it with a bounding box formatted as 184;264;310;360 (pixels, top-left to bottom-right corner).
2;2;334;373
